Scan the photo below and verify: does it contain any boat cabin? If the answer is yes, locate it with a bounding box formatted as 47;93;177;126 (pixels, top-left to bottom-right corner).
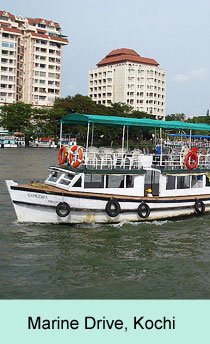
45;166;210;198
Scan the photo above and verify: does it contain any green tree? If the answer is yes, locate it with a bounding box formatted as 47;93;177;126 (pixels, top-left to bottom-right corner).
0;102;33;132
165;113;186;121
53;94;99;114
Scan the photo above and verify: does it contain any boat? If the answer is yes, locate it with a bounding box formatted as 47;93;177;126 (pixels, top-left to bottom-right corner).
29;137;57;148
0;130;25;148
57;134;77;148
6;113;210;224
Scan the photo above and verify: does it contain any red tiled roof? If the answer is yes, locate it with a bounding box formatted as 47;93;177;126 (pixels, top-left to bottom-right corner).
107;48;139;57
27;17;60;29
97;48;159;67
31;32;49;39
37;29;46;34
50;36;68;44
0;26;21;34
0;10;15;20
31;32;68;44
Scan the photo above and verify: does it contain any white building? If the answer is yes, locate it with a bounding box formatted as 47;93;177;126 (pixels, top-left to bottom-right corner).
89;48;166;119
0;10;68;107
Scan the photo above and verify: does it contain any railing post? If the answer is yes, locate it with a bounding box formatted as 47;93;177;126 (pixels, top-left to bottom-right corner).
59;121;63;147
85;122;90;165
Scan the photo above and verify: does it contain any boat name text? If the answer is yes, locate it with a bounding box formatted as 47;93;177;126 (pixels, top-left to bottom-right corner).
27;193;48;200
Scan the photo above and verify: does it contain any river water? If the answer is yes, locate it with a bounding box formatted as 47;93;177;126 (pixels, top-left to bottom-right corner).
0;148;210;299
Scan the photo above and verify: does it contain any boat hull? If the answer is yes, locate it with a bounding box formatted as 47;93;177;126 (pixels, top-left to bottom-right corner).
6;180;210;224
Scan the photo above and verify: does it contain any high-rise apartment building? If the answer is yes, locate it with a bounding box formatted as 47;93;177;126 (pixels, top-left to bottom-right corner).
88;48;166;119
0;10;68;107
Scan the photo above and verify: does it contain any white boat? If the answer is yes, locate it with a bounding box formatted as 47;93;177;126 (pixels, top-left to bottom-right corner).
29;137;57;148
6;113;210;224
57;134;77;148
0;131;25;148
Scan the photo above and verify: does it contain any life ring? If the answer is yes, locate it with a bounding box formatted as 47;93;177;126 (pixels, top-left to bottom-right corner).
137;202;150;218
56;202;71;217
194;199;205;215
184;151;198;170
58;145;68;165
105;199;121;217
69;145;83;168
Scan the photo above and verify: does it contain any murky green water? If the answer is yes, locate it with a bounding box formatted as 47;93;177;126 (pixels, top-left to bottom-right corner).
1;148;210;299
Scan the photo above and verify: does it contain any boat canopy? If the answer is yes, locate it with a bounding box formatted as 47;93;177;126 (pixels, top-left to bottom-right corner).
61;113;210;131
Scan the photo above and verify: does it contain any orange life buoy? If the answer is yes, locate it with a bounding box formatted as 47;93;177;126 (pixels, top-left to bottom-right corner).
184;150;198;170
58;145;68;165
69;145;83;168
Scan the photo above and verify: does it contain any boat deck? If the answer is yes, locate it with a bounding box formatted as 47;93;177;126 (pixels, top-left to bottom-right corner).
12;182;210;202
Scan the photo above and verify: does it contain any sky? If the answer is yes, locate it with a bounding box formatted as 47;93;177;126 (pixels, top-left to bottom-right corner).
4;0;210;116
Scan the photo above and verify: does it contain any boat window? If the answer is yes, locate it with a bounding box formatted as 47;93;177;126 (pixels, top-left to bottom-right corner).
59;173;74;186
177;175;190;189
144;170;159;195
48;171;60;182
71;176;82;187
191;175;203;188
145;170;159;184
106;175;123;188
206;175;210;186
105;175;134;188
125;175;134;188
166;175;176;190
84;174;103;188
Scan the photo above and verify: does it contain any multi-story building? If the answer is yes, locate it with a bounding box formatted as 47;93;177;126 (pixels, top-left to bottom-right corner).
88;48;166;119
0;10;68;107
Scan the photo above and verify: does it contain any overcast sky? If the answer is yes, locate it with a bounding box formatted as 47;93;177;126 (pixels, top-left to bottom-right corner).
4;0;210;116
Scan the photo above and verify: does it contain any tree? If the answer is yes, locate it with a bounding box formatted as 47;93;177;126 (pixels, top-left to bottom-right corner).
108;102;133;116
165;113;186;121
131;110;153;119
0;102;33;132
53;94;99;114
31;107;66;138
0;95;154;146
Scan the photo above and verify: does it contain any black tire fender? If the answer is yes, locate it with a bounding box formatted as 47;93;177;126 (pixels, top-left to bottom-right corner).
56;202;71;217
137;202;150;218
194;199;205;215
105;199;121;217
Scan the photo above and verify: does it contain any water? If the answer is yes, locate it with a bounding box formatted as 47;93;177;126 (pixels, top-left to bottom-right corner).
1;148;210;299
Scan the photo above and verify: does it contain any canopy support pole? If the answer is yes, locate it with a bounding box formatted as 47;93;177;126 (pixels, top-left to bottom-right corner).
91;123;94;146
59;121;63;147
190;130;192;147
85;122;90;163
155;128;157;146
160;127;163;166
126;126;129;150
122;125;125;153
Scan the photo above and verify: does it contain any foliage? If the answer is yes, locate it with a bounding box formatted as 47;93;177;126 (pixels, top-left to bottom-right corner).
165;113;186;121
187;115;210;125
0;95;157;146
0;102;33;132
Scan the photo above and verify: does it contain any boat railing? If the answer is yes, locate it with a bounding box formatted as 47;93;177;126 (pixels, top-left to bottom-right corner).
153;153;210;169
84;149;152;170
83;149;210;170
